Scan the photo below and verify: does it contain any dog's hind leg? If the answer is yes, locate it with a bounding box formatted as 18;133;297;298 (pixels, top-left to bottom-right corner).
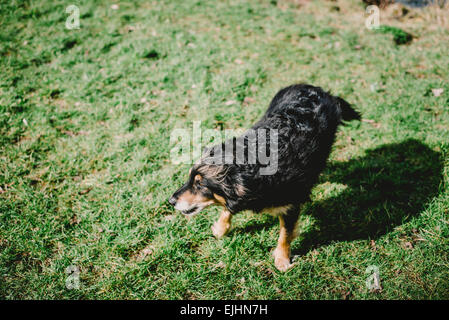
273;205;300;272
212;209;232;239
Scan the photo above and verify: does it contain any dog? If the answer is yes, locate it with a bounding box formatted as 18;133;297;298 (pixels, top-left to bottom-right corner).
169;84;360;271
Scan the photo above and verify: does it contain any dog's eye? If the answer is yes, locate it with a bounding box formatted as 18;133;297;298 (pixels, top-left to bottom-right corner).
194;179;204;188
193;174;204;188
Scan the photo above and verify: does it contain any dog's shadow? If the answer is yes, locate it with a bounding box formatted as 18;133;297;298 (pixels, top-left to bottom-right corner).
238;139;444;255
292;138;444;255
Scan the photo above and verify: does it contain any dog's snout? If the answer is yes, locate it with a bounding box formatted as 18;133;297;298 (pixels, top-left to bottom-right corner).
168;196;177;206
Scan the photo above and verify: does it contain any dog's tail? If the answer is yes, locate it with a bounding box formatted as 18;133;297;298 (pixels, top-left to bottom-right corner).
335;96;361;122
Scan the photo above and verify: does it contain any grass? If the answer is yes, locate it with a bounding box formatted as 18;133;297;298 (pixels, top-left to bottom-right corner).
1;0;448;299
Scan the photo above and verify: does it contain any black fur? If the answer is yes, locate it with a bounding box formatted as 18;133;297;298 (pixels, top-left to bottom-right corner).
169;84;360;270
171;84;360;218
197;84;359;213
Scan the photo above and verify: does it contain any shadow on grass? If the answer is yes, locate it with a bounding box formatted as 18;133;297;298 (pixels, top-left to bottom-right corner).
233;139;443;254
291;138;443;255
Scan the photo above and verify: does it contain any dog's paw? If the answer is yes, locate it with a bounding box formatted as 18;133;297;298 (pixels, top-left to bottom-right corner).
273;248;294;272
211;221;230;239
274;257;294;272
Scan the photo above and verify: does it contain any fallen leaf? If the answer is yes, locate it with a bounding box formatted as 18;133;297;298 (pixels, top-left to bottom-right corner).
224;100;237;106
79;187;92;195
311;249;319;262
403;241;414;249
131;244;155;261
342;291;351;300
61;130;76;137
0;182;14;194
70;214;80;225
362;119;381;128
235;290;247;297
432;88;444;97
125;25;135;33
253;261;264;267
243;97;255;105
164;215;176;222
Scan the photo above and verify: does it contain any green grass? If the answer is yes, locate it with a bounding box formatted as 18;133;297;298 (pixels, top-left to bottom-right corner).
1;0;449;299
376;25;413;45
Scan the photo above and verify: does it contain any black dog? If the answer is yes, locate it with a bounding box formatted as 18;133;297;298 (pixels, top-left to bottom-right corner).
169;84;360;271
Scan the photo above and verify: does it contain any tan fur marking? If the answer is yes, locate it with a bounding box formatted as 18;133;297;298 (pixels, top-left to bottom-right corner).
273;215;295;272
213;193;226;206
212;210;232;238
264;205;293;217
177;190;212;206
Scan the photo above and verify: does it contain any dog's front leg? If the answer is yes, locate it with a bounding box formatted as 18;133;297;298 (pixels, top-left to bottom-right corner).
273;207;299;272
212;209;232;239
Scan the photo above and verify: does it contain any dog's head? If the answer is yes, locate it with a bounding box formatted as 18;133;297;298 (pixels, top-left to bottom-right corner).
169;143;248;215
168;165;228;215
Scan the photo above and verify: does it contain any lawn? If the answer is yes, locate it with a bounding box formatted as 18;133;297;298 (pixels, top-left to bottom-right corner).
0;0;448;299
